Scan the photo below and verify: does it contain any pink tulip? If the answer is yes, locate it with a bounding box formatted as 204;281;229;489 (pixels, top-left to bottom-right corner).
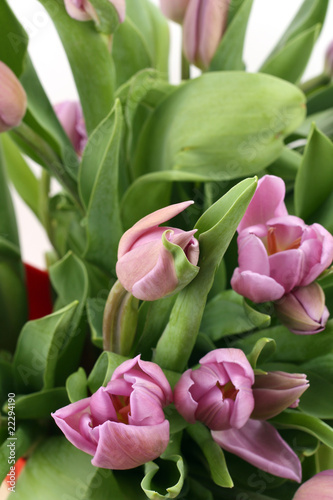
231;175;333;303
251;371;309;420
0;62;27;133
293;470;333;499
325;41;333;77
54;101;87;156
52;355;172;469
64;0;125;23
183;0;230;68
212;419;302;482
174;348;255;431
274;283;330;335
116;201;200;301
159;0;190;23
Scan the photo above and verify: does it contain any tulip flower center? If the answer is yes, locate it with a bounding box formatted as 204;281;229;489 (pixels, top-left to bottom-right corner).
266;227;302;255
111;395;131;424
217;381;239;401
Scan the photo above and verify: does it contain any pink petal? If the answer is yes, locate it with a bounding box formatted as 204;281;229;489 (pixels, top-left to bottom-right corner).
212;419;302;482
182;0;200;65
293;470;333;499
174;369;197;424
300;224;333;285
91;420;170;469
231;268;285;303
237;234;270;275
269;249;303;293
90;387;117;426
197;0;229;68
238;176;288;233
160;0;190;23
200;349;254;385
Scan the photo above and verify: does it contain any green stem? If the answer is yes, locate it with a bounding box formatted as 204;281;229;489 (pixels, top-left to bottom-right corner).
181;30;190;81
299;72;331;95
38;170;56;254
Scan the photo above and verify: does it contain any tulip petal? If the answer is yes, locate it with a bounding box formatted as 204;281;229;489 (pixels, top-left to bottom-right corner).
197;0;229;68
160;0;190;23
238;175;288;233
293;470;333;500
91;420;170;469
237;234;270;275
174;369;197;424
231;268;285;303
212;419;302;482
269;249;303;293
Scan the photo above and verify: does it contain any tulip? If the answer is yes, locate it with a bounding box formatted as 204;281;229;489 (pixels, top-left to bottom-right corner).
174;348;255;431
231;175;333;304
293;470;333;499
116;201;200;301
251;371;309;420
159;0;190;23
52;355;172;469
274;283;330;335
183;0;230;68
0;62;27;133
325;41;333;77
54;101;87;156
64;0;125;23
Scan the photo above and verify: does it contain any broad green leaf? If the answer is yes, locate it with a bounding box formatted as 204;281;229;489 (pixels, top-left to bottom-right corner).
267;147;301;182
1;135;40;218
133;72;306;181
9;437;126;500
0;143;20;247
66;367;88;403
260;25;320;84
271;410;333;449
88;0;120;34
38;0;115;133
13;301;78;393
247;338;276;369
0;0;28;76
186;423;233;488
88;351;128;393
82;101;123;274
201;290;270;341
153;178;257;371
294;125;333;219
49;252;90;386
307;83;333;115
0;423;39;482
0;358;12;408
164;405;188;435
86;297;105;349
186;479;214;500
296;107;333;139
8;388;69;419
210;0;253;71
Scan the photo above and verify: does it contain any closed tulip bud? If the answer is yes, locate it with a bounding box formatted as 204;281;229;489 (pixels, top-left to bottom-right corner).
183;0;230;68
274;283;330;335
0;62;27;133
64;0;125;23
159;0;190;23
325;41;333;77
251;371;309;420
293;470;333;500
54;101;87;156
116;201;200;301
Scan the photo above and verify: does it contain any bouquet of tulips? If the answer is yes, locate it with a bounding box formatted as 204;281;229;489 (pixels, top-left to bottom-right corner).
1;0;333;498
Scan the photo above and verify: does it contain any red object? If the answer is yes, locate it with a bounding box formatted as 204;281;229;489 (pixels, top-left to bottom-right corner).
24;264;53;320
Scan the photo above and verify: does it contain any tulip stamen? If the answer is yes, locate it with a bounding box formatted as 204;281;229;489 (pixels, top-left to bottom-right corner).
111;395;131;424
217;381;239;401
285;236;302;251
267;227;278;255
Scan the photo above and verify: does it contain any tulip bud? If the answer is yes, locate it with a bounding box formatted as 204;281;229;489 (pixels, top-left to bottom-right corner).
0;62;27;133
54;101;87;156
116;201;200;301
183;0;230;68
293;470;333;500
274;283;330;335
325;41;333;78
64;0;125;23
159;0;190;23
251;371;309;420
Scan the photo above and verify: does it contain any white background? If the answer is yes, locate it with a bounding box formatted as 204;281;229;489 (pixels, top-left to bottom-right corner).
6;0;333;268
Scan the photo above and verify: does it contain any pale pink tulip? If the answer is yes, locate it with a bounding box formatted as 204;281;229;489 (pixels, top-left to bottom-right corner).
52;356;172;469
64;0;125;23
159;0;190;23
54;101;87;156
293;470;333;499
0;62;27;133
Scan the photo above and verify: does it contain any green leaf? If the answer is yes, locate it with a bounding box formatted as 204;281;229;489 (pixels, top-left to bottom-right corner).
0;0;28;77
38;0;115;133
296;107;333;139
87;297;105;349
307;83;333;115
0;143;20;247
210;0;254;71
80;101;123;274
260;25;320;84
201;290;270;341
133;72;306;181
153;178;257;371
9;437;126;500
88;0;121;34
7;388;69;420
266;147;301;182
271;410;333;449
294;125;333;219
186;423;233;488
247;338;276;368
66;367;88;403
87;351;128;393
13;301;78;393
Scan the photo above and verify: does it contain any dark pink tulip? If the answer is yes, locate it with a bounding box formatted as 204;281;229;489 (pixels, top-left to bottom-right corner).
231;175;333;303
116;201;199;301
64;0;125;23
274;283;330;335
212;418;302;482
293;470;333;499
0;62;27;133
251;371;309;420
174;348;255;431
52;356;172;469
183;0;230;68
54;101;87;156
159;0;190;23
